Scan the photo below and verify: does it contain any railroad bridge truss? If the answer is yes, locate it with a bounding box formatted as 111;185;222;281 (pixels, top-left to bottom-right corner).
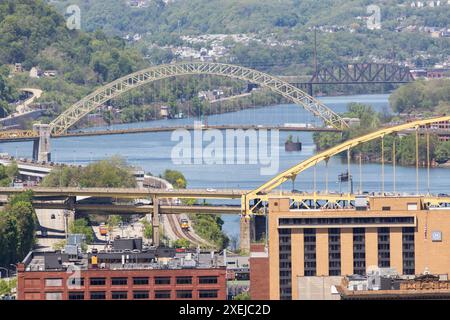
291;63;415;95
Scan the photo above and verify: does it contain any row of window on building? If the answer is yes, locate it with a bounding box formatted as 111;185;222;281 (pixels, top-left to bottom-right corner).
45;276;219;288
278;227;416;300
45;289;219;300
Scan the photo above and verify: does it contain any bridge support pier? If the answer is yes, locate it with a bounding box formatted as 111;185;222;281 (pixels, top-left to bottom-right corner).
240;215;252;253
32;124;51;162
152;197;160;247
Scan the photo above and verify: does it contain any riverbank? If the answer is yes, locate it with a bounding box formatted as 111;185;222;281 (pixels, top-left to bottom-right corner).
76;89;283;130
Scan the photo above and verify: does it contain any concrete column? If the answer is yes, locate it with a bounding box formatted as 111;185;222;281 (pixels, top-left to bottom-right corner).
33;124;51;162
239;215;251;253
152;196;160;247
316;229;329;276
365;227;378;270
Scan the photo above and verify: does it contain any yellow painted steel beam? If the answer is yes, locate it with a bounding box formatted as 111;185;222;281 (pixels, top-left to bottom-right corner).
0;130;37;140
244;115;450;214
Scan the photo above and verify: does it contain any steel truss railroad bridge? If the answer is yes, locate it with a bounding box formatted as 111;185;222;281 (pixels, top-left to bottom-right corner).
286;63;414;95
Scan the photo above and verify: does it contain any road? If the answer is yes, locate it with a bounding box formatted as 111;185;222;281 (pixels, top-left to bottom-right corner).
15;88;43;114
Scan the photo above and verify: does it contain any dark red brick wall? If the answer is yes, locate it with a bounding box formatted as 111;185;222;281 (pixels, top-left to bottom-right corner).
17;265;226;300
249;244;270;300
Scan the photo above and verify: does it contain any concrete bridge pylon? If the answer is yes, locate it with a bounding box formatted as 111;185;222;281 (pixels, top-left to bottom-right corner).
32;124;51;162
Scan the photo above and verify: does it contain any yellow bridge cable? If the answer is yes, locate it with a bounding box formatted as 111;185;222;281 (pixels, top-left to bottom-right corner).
249;115;450;196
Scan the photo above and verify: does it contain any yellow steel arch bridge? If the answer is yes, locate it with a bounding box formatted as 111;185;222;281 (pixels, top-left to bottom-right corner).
0;62;349;142
242;115;450;215
49;62;349;134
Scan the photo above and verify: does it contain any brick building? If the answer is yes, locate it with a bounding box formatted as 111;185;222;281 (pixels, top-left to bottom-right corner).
17;238;227;300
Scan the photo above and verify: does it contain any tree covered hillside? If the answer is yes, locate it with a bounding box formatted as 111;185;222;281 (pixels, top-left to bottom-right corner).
49;0;450;72
0;0;145;112
51;0;450;35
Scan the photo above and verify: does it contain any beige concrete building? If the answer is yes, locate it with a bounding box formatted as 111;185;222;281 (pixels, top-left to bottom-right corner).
250;196;450;300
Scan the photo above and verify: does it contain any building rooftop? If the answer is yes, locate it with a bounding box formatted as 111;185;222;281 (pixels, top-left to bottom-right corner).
21;237;226;272
337;273;450;300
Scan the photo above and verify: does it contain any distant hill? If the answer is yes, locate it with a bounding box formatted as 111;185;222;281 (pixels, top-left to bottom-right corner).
47;0;450;72
50;0;450;35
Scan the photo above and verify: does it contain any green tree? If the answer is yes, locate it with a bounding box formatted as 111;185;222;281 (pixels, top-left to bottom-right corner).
435;141;450;164
10;201;36;258
173;238;191;248
163;169;187;189
233;291;250;300
0;191;36;268
107;215;122;228
190;214;229;249
0;277;17;296
5;161;18;181
142;220;153;240
42;156;136;188
69;218;94;244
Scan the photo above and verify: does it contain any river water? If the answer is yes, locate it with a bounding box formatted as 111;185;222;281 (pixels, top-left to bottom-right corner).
2;94;449;239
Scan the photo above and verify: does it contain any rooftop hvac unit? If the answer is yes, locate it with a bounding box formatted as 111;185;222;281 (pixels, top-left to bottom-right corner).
355;196;368;211
182;260;197;269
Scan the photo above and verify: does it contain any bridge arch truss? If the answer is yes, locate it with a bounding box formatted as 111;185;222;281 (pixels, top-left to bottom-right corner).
244;115;450;215
50;62;349;135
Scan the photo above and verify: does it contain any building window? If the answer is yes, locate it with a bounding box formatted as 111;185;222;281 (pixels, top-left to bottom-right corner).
199;290;218;299
328;228;341;276
382;206;391;211
402;227;415;275
133;277;149;285
353;228;366;275
279;216;414;227
176;276;192;285
278;228;292;300
67;277;84;288
45;278;62;287
111;277;127;286
68;292;84;300
198;276;218;284
304;229;316;277
155;277;171;285
378;227;390;268
45;292;62;300
154;290;171;299
176;290;193;299
112;291;128;300
90;278;106;286
133;291;149;299
90;291;106;300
